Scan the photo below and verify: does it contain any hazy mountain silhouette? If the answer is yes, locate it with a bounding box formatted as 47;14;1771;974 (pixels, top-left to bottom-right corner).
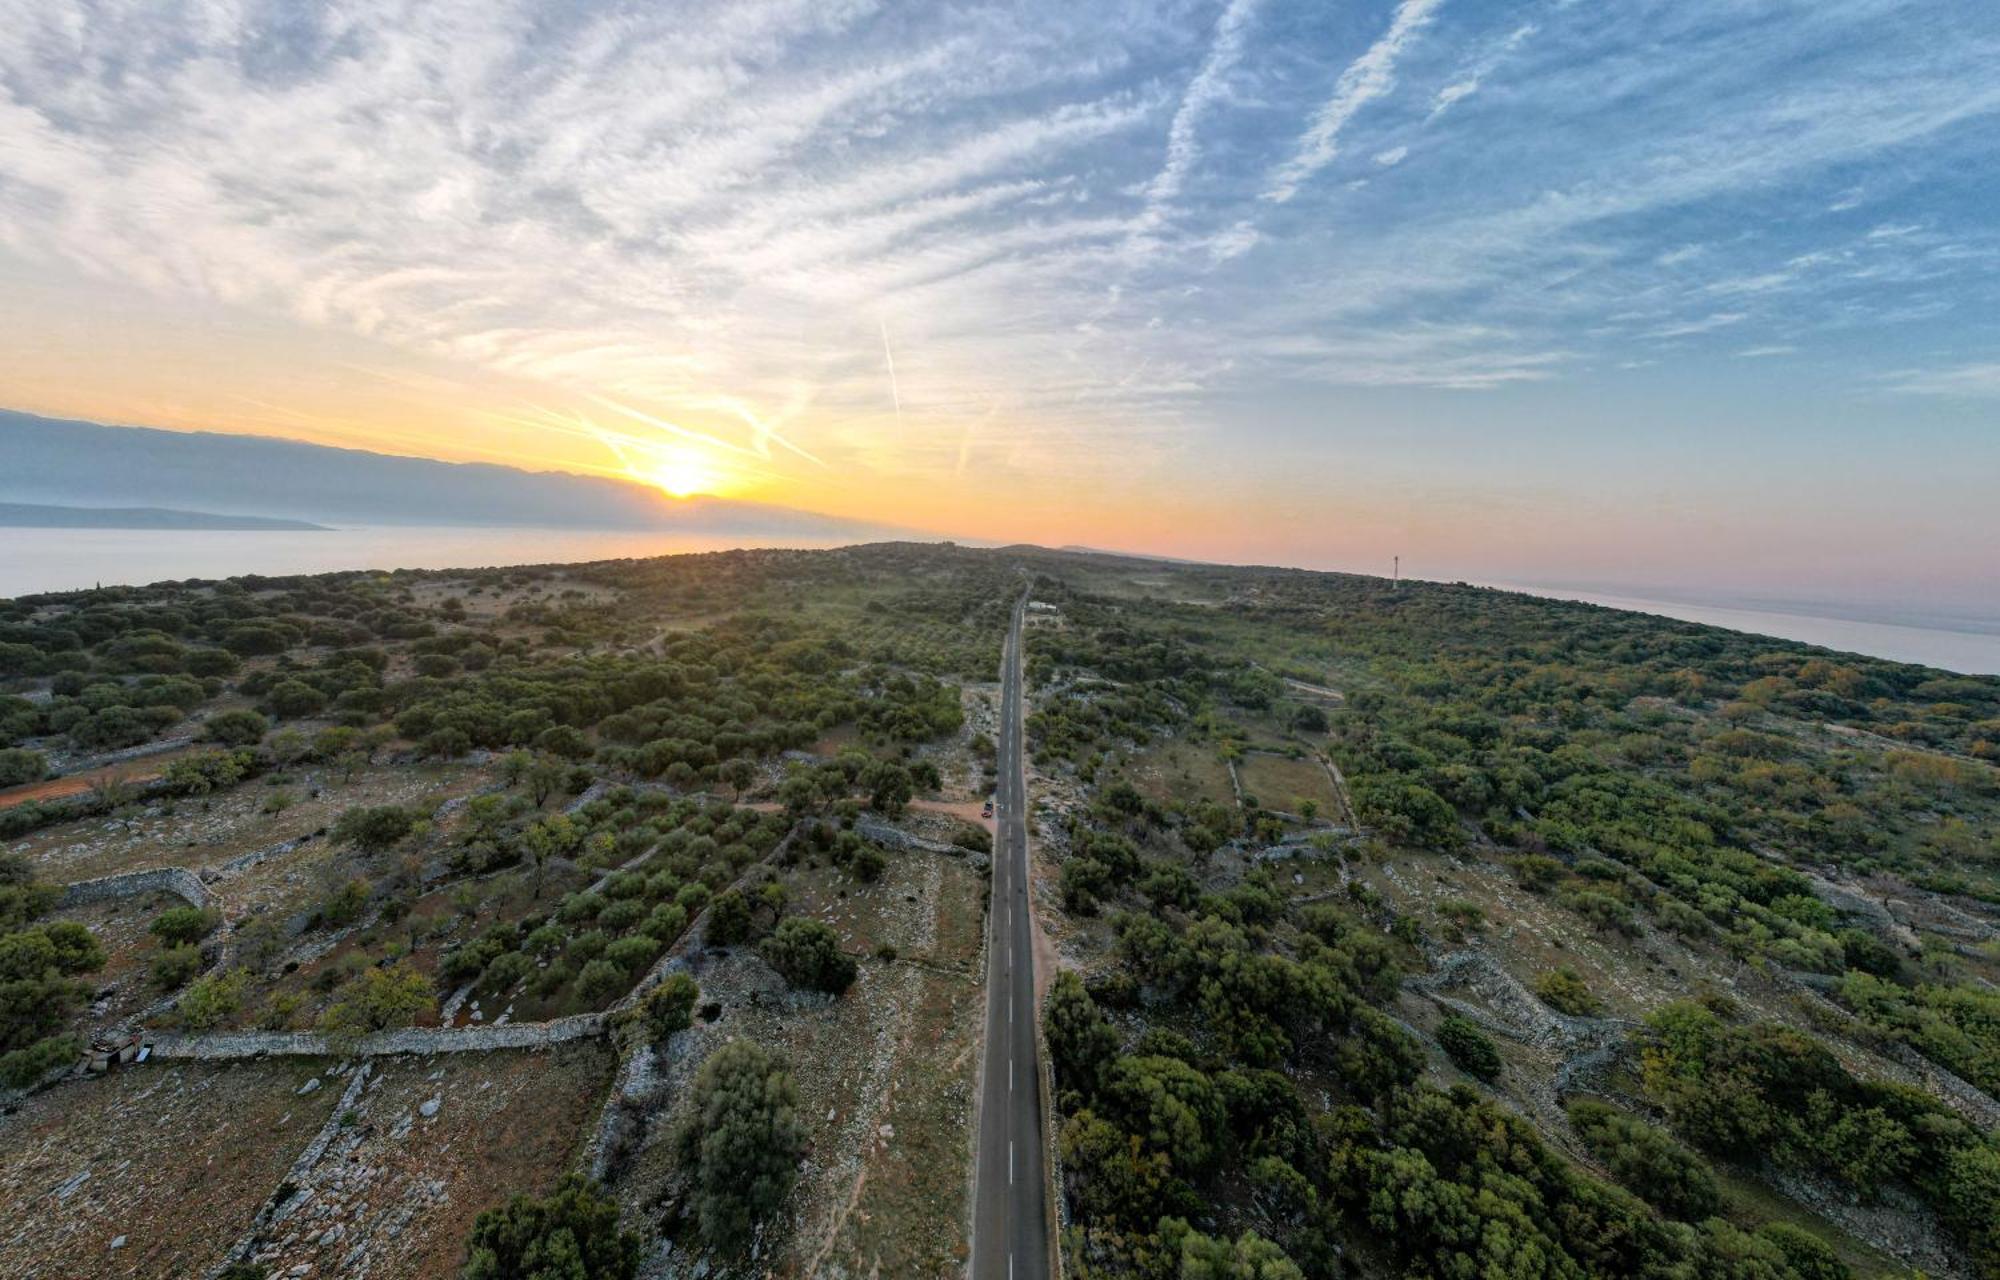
0;501;329;531
0;409;908;537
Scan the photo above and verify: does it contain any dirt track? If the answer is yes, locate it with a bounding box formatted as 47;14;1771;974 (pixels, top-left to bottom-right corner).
0;749;194;810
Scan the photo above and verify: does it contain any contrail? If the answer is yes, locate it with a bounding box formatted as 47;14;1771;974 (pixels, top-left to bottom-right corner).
880;318;904;422
956;399;1001;478
585;393;763;459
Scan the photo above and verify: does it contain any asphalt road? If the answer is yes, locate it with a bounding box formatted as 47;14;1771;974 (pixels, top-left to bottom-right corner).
970;593;1053;1280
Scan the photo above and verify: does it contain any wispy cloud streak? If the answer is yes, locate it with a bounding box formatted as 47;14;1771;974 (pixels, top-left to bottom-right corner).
1264;0;1443;203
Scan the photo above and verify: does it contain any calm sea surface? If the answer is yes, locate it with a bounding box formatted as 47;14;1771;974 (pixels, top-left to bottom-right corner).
1479;582;2000;676
1;527;1994;675
0;526;856;597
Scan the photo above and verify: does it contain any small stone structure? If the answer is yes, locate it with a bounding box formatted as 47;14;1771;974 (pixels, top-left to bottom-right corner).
59;866;211;911
145;1012;607;1061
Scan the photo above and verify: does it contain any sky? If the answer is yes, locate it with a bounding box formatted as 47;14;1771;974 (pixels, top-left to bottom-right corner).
1;0;1997;614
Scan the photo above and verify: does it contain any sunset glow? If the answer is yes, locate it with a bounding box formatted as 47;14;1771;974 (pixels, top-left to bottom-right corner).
0;1;1996;613
644;449;722;501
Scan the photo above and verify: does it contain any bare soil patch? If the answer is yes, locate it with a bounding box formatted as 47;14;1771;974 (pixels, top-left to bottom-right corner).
241;1043;616;1280
0;1057;337;1279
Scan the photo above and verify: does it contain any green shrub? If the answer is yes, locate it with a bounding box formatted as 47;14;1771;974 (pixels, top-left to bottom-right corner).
152;943;203;990
179;968;249;1032
760;918;856;994
318;963;434;1044
203;708;269;747
605;935;659;975
331;805;416;853
1435;1014;1502;1081
1534;966;1602;1017
149;905;221;947
1567;1098;1719;1220
0;1033;81;1088
673;1040;805;1248
576;958;626;1002
0;749;47;788
461;1174;637;1280
597;898;645;932
635;973;699;1044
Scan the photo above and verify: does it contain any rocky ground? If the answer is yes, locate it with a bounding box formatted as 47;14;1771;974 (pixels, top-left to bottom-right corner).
235;1043;615;1280
0;1058;337;1278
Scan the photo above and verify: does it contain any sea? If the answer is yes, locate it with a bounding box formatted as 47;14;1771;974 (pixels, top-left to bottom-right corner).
1476;581;2000;676
0;527;1995;675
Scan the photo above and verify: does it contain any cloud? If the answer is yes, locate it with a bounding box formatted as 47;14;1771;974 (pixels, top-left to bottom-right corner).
1649;312;1748;339
1206;220;1262;263
1886;361;2000;397
1264;0;1443;203
1139;0;1264;224
0;0;1997;490
1427;21;1538;121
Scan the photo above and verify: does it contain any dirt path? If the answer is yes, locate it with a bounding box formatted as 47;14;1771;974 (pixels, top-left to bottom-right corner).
908;797;995;830
0;747;198;810
1315;752;1356;825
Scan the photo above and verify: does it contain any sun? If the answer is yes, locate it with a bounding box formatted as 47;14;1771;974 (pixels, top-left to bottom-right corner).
645;448;719;498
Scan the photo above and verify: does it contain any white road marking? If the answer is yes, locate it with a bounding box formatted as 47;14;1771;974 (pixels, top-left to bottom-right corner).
1009;1058;1014;1091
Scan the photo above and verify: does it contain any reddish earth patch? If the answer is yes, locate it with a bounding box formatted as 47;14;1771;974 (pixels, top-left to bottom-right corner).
0;749;196;810
909;797;995;831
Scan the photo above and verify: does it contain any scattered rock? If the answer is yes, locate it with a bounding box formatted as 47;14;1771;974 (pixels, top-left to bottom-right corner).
419;1097;440;1118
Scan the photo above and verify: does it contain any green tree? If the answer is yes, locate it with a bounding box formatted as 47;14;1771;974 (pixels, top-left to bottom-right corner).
150;905;221;947
760;918;856;994
319;963;434;1046
635;973;699;1044
705;889;753;946
575;958;626;1002
674;1040;806;1249
521;814;581;900
1058;1110;1183;1230
1103;1054;1226;1177
203;708;270;747
1046;971;1119;1098
180;967;250;1031
1164;1219;1305;1280
720;757;756;800
526;754;567;807
461;1174;638;1280
1435;1014;1502;1082
0;748;46;788
1567;1099;1720;1220
332;805;417;854
265;679;329;719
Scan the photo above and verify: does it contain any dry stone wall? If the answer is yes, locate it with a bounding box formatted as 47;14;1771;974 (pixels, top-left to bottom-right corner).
146;1012;607;1061
59;866;210;911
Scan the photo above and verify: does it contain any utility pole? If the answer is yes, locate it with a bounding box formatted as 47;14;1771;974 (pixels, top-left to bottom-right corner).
1392;556;1400;589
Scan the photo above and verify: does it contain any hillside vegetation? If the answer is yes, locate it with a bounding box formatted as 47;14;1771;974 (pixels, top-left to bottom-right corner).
1;544;1995;1279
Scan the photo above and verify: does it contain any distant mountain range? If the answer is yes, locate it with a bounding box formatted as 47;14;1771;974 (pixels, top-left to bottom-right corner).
0;409;910;539
0;502;329;531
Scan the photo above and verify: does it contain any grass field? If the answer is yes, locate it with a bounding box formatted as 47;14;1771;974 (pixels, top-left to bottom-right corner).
1236;752;1340;816
1121;739;1235;809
